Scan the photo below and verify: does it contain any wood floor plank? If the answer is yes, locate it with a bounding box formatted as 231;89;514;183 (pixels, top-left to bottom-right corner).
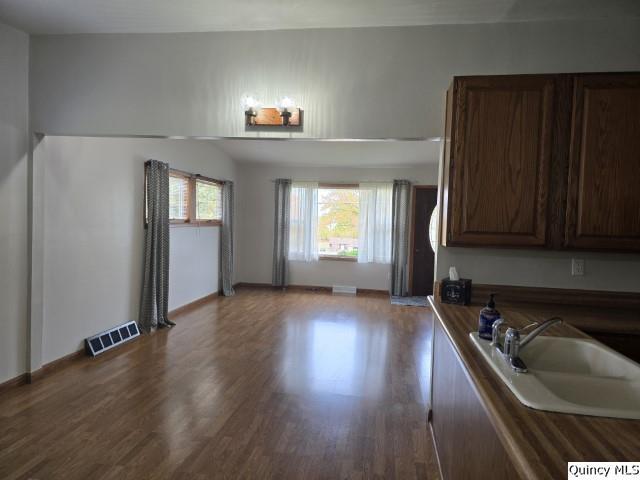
0;288;440;479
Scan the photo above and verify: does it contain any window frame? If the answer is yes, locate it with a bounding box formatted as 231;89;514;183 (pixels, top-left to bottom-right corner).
168;170;192;224
192;175;223;227
145;165;223;227
317;183;359;262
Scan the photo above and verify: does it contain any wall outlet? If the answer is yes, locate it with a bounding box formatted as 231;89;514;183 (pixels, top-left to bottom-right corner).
571;258;585;276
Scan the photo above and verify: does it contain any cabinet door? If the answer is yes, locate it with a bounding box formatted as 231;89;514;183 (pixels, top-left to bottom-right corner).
431;320;519;480
565;74;640;251
446;76;555;247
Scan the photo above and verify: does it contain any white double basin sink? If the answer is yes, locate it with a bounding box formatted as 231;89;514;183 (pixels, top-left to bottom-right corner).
470;332;640;419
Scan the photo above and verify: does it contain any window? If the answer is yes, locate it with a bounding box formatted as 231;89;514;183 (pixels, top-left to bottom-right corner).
287;182;393;264
169;172;190;221
195;178;222;221
317;185;360;260
167;170;222;225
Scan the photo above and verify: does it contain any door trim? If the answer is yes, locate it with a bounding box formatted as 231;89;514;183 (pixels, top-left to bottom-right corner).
408;185;438;296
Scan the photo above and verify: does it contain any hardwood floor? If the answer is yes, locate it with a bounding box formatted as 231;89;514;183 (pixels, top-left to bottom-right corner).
0;288;440;479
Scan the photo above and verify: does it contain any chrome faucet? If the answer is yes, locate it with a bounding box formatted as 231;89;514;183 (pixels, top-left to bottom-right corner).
491;317;563;373
519;317;563;350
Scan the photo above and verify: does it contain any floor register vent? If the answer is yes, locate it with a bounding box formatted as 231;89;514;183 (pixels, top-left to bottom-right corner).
333;285;357;295
85;321;140;356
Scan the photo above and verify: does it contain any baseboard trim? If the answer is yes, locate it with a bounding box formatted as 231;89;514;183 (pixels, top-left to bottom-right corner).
168;292;219;319
235;282;276;290
235;282;388;296
27;348;86;384
0;372;29;394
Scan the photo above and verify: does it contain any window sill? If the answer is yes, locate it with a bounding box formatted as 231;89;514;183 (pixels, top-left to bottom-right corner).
170;220;222;227
319;255;357;262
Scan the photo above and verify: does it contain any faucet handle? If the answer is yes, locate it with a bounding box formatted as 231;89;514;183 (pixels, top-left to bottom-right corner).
491;318;506;347
503;327;521;359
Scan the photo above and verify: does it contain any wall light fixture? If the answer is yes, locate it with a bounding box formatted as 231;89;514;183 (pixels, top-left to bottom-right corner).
242;95;302;127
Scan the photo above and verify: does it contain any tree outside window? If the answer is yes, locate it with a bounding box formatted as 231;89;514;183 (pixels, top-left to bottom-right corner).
318;187;359;258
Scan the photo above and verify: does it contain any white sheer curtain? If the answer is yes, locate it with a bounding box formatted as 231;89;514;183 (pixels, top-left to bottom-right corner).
358;183;393;264
288;182;319;262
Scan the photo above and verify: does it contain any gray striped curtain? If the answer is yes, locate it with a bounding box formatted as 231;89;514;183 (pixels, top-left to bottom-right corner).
390;180;411;296
221;181;235;296
140;159;170;331
272;179;292;288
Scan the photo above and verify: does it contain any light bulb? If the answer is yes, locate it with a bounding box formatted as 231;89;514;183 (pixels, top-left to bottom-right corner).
242;94;262;126
241;95;261;111
276;96;296;112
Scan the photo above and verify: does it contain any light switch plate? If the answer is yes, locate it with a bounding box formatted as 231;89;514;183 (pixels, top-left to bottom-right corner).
571;258;585;276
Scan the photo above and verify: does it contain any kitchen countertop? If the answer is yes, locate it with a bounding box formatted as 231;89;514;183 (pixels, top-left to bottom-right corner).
428;296;640;480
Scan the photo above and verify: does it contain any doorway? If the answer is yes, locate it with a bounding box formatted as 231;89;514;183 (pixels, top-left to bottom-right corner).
409;186;438;296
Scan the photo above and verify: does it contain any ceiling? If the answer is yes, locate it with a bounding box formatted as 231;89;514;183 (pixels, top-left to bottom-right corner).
1;0;638;34
213;139;440;167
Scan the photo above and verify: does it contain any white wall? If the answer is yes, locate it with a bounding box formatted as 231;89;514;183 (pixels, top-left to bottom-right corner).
237;162;439;290
29;19;640;139
0;22;29;384
39;136;235;364
435;246;640;293
169;227;220;310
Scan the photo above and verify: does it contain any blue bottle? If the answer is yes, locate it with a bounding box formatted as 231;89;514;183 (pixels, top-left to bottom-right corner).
478;294;500;340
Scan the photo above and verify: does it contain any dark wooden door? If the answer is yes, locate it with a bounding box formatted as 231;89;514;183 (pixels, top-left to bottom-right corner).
410;187;438;296
446;75;555;247
565;73;640;251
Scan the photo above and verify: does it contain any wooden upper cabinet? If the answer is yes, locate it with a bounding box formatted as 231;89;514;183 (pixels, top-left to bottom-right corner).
444;75;555;247
565;74;640;251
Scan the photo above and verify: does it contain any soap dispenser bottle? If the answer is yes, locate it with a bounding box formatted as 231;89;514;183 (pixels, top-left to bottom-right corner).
478;294;501;340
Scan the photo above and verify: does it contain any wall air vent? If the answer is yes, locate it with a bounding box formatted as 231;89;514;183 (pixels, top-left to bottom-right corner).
85;321;140;356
